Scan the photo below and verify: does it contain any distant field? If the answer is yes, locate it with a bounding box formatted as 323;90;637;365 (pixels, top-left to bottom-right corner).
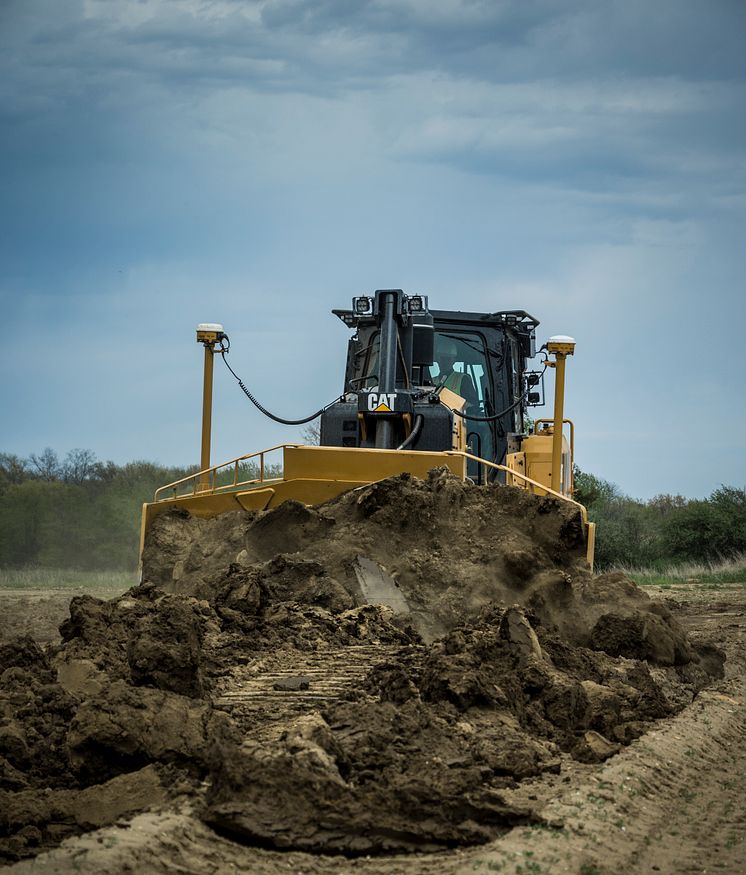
621;553;746;589
0;567;136;590
3;558;745;593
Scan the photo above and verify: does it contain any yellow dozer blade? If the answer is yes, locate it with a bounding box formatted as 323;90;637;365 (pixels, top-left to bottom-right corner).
139;443;595;572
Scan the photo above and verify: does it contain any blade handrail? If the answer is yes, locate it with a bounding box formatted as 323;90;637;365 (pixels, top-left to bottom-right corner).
446;450;589;525
154;444;297;502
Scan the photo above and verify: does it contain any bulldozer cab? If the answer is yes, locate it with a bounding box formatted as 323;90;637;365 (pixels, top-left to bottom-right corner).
331;302;539;471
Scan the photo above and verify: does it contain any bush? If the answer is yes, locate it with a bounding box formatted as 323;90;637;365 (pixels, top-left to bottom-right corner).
660;487;746;563
0;451;195;571
574;468;744;569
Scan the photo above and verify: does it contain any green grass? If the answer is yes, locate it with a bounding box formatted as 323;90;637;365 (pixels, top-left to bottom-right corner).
0;567;136;591
615;553;746;588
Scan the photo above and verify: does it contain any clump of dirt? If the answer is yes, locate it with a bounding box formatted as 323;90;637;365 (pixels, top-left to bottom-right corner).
203;603;680;853
0;470;725;861
0;632;225;862
143;469;700;658
58;590;211;696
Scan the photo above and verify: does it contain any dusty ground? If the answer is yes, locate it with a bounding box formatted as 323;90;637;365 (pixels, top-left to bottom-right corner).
1;475;744;874
0;587;127;644
3;582;743;875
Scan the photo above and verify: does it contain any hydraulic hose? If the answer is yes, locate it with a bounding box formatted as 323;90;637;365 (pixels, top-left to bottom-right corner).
219;336;339;426
397;414;424;450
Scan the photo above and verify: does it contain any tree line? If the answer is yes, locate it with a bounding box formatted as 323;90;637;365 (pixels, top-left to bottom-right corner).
0;449;743;571
574;468;745;569
0;449;196;570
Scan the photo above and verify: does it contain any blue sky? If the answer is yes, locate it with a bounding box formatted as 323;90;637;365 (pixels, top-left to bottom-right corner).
1;0;744;499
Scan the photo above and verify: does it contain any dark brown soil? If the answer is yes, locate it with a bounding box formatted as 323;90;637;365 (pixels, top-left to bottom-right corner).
0;471;726;863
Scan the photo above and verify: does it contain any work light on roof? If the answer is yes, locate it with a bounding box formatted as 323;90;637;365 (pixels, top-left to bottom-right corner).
353;296;372;315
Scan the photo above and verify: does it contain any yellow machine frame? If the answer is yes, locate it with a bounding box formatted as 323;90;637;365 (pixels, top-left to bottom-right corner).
505;418;574;497
140;442;595;570
139;325;595;573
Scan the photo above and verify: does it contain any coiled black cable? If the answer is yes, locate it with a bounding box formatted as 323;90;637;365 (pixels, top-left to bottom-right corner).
219;335;339;426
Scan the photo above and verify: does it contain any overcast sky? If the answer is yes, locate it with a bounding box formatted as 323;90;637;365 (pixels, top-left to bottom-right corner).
1;0;744;499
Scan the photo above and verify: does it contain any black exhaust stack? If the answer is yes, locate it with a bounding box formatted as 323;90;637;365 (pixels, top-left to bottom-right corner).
374;289;402;449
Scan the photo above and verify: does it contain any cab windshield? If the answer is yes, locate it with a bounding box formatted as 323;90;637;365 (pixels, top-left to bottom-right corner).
352;328;496;462
430;331;490;414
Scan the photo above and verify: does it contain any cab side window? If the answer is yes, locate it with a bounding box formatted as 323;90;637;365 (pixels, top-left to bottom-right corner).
432;331;490;413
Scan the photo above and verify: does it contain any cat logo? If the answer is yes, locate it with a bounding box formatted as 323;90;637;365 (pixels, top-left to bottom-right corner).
367;392;396;413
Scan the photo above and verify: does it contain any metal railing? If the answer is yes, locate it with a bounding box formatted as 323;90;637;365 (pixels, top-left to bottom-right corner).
152;443;589;528
153;444;294;502
446;450;590;525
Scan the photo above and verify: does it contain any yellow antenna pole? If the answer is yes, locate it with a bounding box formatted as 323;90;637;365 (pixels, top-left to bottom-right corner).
546;335;576;494
196;323;225;491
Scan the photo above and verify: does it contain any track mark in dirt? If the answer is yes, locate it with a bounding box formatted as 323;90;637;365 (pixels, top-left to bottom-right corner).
215;645;405;720
461;676;746;875
10;676;746;875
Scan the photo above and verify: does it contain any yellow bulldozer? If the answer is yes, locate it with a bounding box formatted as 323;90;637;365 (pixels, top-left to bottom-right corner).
139;290;595;570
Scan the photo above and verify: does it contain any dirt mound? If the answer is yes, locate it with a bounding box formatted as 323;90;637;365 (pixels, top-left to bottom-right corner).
204;603;680;853
0;632;218;861
0;471;725;862
144;471;592;642
143;470;701;657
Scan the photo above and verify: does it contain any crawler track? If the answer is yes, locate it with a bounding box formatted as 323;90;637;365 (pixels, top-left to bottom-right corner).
214;644;406;728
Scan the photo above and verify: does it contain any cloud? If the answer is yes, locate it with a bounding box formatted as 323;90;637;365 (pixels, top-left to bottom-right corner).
5;1;746;105
4;0;744;207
